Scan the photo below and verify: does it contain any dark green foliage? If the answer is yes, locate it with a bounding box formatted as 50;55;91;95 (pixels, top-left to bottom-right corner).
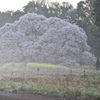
68;0;100;57
23;0;73;18
0;0;73;27
0;10;25;27
0;11;12;27
93;0;100;28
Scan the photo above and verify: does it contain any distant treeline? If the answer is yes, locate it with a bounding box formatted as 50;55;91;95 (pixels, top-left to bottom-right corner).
0;0;100;58
0;0;73;27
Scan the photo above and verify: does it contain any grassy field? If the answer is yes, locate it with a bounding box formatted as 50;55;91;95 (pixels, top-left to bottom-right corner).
0;62;100;99
0;62;69;70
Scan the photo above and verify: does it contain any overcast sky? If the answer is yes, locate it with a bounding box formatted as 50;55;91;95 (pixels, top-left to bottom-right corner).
0;0;83;12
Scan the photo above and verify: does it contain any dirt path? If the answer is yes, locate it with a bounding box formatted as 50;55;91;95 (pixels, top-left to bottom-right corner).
0;92;65;100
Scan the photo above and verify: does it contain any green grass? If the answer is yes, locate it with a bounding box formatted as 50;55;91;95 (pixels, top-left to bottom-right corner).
26;62;69;70
0;62;100;99
1;62;26;70
0;62;98;71
0;62;70;71
81;65;96;70
0;81;100;99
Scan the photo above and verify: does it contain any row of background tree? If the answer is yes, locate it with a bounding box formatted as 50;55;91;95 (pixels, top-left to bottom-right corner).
0;0;99;58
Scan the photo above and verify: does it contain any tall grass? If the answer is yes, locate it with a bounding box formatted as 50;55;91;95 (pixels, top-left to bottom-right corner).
0;62;100;99
0;74;100;99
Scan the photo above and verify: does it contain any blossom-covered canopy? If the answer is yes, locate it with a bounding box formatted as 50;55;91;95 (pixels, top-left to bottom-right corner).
0;13;96;67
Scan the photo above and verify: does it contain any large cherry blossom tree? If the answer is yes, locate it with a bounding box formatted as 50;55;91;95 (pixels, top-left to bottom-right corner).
0;13;97;67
